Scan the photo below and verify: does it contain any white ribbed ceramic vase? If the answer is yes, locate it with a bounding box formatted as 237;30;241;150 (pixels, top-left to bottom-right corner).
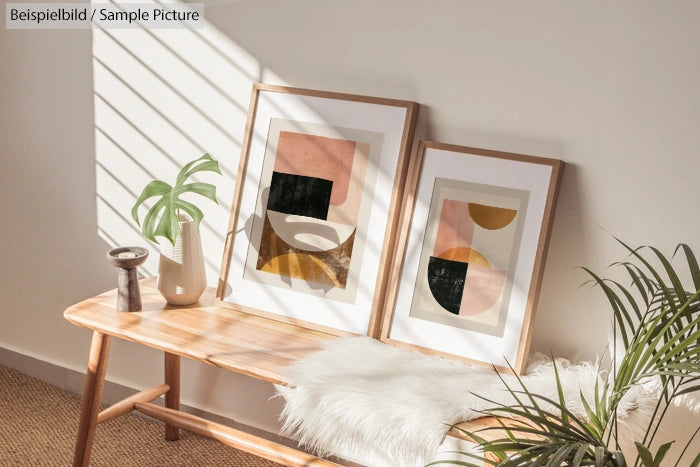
157;218;206;306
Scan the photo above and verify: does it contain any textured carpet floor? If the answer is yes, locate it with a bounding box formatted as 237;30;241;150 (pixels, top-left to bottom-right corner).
0;366;283;466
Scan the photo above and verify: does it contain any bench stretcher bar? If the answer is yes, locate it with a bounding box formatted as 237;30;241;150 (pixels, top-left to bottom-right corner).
134;401;340;467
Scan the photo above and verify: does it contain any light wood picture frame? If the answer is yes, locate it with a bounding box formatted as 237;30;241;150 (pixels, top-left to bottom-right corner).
381;141;563;373
217;83;418;336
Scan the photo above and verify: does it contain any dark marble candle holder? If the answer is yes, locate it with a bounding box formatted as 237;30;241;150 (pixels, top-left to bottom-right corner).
107;247;149;312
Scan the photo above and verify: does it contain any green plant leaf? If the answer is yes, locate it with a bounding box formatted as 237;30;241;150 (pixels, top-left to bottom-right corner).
594;445;607;466
611;450;627;467
131;181;171;225
177;182;218;203
677;379;700;396
675;244;700;291
573;444;589;466
649;246;688;306
546;443;578;466
552;356;569;426
154;198;178;245
140;197;168;243
620;262;653;311
611;278;643;331
635;442;654;466
581;267;632;348
579;390;602;437
652;441;673;466
131;154;220;245
175;153;220;186
173;199;204;229
615;239;679;318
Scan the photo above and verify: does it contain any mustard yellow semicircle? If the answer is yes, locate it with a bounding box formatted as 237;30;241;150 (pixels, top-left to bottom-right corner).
435;247;491;268
261;253;341;287
468;203;517;230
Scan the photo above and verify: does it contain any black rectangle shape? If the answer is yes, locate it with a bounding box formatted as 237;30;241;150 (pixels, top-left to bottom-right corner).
267;171;333;220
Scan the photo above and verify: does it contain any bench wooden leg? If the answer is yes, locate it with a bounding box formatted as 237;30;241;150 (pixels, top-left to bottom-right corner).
73;331;111;467
164;352;180;441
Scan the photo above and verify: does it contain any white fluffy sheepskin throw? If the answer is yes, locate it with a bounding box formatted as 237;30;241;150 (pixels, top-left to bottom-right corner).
277;337;655;467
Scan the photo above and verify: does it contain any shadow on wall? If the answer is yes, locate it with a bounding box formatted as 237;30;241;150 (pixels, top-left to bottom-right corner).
92;0;297;435
93;0;270;282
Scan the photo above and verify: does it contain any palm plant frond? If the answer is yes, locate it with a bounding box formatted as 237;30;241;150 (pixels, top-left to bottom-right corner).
432;240;700;467
450;359;621;466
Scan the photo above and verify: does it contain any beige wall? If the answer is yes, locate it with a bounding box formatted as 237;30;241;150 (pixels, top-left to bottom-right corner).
2;0;698;461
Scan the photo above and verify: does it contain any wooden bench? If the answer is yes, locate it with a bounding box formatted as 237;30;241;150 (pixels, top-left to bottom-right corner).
64;277;494;466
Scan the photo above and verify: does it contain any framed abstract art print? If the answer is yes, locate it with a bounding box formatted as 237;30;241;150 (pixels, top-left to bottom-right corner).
380;141;563;373
217;83;418;336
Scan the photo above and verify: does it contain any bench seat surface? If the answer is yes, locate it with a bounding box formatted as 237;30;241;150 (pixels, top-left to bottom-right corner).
64;277;495;445
63;278;336;385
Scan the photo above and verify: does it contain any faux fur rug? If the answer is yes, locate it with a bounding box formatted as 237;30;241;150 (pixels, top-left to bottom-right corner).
276;337;656;467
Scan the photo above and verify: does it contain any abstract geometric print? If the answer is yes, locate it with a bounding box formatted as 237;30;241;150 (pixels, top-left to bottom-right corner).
256;131;369;288
243;119;384;304
410;178;529;337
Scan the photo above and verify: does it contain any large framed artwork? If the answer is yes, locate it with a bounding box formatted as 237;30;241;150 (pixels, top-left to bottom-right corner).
217;83;418;336
381;141;563;373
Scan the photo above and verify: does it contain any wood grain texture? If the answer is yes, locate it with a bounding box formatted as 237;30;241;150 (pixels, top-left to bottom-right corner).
513;156;564;374
449;416;540;442
380;140;426;342
164;352;180;440
64;279;336;386
367;98;419;338
96;383;169;424
251;82;417;110
450;416;543;466
217;84;260;301
134;402;341;467
72;331;111;467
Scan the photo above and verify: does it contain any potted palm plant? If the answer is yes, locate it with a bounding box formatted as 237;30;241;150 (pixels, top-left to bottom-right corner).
131;153;221;305
436;240;700;467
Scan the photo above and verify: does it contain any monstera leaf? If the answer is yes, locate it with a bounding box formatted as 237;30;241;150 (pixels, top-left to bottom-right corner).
131;154;221;245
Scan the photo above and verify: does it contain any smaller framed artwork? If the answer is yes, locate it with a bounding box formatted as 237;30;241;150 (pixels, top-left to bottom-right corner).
381;141;563;374
217;83;418;336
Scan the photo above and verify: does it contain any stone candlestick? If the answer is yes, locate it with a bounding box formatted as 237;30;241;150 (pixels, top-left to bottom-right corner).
107;247;149;312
